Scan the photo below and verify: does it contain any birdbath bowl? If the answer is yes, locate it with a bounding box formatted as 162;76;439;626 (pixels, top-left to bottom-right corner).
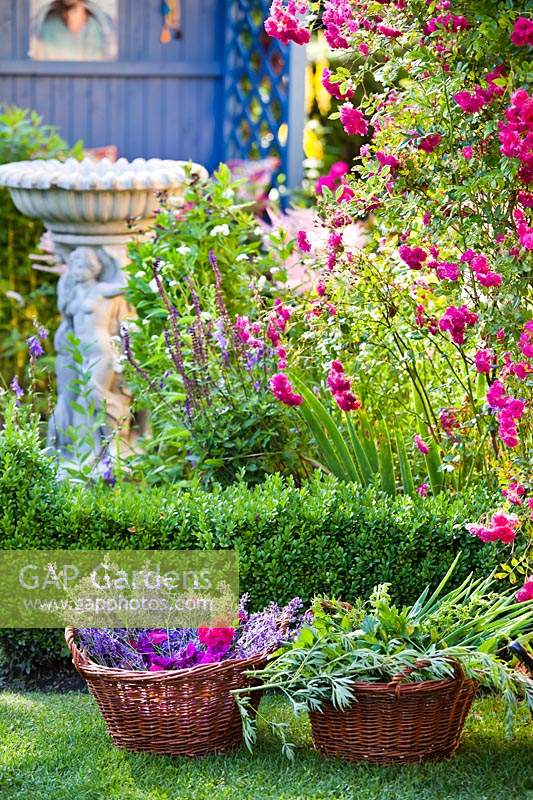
0;156;207;241
0;155;207;462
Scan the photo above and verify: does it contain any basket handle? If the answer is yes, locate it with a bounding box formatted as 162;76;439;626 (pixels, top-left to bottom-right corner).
65;626;89;668
390;658;464;697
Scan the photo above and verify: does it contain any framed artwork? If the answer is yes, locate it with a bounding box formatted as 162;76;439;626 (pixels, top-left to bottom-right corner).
29;0;118;61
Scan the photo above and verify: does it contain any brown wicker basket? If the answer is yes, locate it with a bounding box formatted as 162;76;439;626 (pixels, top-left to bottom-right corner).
309;658;477;765
65;627;265;756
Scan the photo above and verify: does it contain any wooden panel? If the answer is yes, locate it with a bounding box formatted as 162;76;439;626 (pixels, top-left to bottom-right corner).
0;0;225;168
0;73;221;165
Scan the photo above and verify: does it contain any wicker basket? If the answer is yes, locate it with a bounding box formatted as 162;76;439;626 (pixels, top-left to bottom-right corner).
309;659;476;765
65;627;265;756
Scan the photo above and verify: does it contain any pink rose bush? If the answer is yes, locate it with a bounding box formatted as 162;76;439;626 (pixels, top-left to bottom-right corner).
264;1;531;574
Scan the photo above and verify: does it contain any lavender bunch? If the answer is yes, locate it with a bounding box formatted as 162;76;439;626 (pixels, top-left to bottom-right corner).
78;627;198;670
76;598;307;671
77;628;146;670
234;597;306;658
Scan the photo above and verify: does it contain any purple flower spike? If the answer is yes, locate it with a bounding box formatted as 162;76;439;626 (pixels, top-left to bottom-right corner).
27;335;44;360
10;376;24;400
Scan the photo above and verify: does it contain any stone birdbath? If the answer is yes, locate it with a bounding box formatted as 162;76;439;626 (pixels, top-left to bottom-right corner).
0;156;207;459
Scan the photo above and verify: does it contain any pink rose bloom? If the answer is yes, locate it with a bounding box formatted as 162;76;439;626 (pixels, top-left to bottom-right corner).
462;145;473;160
474;348;494;374
467;511;520;544
264;0;311;45
315;162;349;197
270;373;303;406
339;102;368;136
486;380;508;410
510;17;533;47
434;261;460;281
486;512;519;543
398;245;427;269
321;67;354;100
377;24;403;38
516;577;533;602
518;320;533;358
327;360;360;412
517;190;533;208
334;390;361;411
297;230;311;252
438;305;478;344
376;151;400;170
502;482;526;506
198;627;235;653
453;89;487;114
417;483;429;497
418;133;442;153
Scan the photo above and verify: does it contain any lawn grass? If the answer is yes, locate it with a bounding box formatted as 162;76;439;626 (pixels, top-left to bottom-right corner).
0;692;531;800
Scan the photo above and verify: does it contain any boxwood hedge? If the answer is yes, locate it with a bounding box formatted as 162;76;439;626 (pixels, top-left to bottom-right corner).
0;410;502;678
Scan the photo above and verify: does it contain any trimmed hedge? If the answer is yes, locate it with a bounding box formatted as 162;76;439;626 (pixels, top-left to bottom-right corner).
0;413;501;678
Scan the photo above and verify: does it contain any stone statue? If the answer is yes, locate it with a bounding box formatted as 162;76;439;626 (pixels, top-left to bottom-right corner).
0;155;207;466
48;245;134;454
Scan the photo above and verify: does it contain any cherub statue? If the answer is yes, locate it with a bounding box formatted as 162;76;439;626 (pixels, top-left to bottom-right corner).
48;246;134;454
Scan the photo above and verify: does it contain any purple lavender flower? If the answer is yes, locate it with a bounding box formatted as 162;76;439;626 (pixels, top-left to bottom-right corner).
213;318;229;364
10;376;24;400
234;598;304;658
100;452;116;487
208;250;231;325
27;335;44;359
245;343;265;370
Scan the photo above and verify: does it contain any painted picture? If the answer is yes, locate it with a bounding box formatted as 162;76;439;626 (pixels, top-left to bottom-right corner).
29;0;118;61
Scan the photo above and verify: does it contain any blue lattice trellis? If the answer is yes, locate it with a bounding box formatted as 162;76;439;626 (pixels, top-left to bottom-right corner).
223;0;304;184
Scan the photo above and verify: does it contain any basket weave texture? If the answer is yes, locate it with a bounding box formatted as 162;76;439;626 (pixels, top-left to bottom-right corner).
65;626;264;756
309;659;476;764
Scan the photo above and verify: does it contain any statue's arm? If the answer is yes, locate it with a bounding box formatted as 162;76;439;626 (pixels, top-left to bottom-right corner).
99;281;127;298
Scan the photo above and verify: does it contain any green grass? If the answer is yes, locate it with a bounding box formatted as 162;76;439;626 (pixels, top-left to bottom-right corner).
0;693;531;800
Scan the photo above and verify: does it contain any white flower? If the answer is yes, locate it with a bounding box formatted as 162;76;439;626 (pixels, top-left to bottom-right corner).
113;353;126;373
222;188;235;200
176;245;191;255
135;270;145;278
236;253;249;262
169;280;178;287
148;278;159;292
210;223;230;237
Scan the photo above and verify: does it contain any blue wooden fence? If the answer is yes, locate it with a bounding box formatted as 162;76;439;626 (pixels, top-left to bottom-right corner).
0;0;304;182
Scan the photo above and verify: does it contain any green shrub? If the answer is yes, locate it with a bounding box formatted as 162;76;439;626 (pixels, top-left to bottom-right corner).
0;106;82;392
0;412;499;675
0;413;504;678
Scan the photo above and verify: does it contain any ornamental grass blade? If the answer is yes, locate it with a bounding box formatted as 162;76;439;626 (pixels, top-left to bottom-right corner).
377;420;396;496
425;442;444;496
395;433;415;497
418;551;462;616
345;414;373;487
290;376;360;484
295;395;346;479
359;410;379;473
412;386;444;494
